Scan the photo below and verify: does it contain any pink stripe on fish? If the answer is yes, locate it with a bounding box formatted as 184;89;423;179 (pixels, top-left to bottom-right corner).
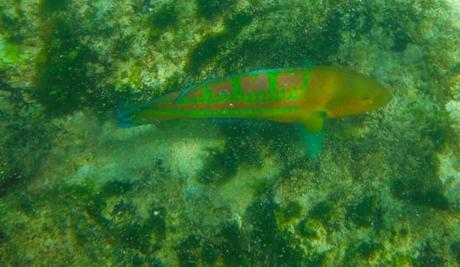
158;100;302;111
277;71;304;89
240;73;269;92
209;80;233;93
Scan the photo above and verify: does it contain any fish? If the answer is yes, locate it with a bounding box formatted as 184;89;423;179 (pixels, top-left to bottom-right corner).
117;66;391;157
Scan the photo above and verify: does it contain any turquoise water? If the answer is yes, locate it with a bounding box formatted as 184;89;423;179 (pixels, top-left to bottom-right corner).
1;0;459;266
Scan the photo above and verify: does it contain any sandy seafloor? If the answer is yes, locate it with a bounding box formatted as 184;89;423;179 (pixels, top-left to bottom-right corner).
0;0;460;266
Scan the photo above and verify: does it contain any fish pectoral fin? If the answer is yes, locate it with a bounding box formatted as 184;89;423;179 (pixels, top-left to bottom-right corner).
302;110;327;133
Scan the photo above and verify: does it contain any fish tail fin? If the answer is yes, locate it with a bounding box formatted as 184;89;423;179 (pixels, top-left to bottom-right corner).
116;94;172;128
116;106;138;128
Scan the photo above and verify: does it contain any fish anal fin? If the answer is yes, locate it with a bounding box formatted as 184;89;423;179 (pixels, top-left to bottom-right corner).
302;110;327;133
300;110;327;159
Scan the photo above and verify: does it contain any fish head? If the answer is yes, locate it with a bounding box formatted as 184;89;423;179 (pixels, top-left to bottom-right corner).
311;67;392;117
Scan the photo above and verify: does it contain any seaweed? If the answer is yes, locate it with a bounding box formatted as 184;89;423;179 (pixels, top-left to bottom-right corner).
217;223;249;266
34;16;96;115
101;180;134;197
148;5;178;29
246;197;304;266
177;235;201;267
38;0;68;16
198;145;239;184
282;201;303;221
451;242;460;263
309;200;335;224
391;178;450;211
198;124;262;185
195;0;236;20
296;218;319;239
185;10;253;73
201;242;218;265
346;196;385;229
392;30;410;52
185;32;227;74
356;241;383;259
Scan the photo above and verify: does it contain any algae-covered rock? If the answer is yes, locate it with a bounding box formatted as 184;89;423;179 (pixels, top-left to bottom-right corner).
0;0;460;265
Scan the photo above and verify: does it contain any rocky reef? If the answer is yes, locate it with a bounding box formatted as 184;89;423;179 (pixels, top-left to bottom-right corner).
1;0;459;265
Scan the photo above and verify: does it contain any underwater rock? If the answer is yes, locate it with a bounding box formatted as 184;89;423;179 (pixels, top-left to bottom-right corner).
0;0;460;265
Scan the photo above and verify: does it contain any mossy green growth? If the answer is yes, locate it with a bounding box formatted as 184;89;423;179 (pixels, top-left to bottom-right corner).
195;0;236;19
451;242;460;263
185;11;253;73
146;4;178;40
53;181;166;260
296;218;320;239
247;198;304;266
346;196;384;228
101;180;134;197
415;253;446;267
0;228;7;242
391;178;449;210
217;223;250;266
148;5;178;29
309;200;335;224
0;39;29;66
282;201;303;221
38;0;68;16
198;125;262;185
225;11;254;36
0;158;24;197
34;16;95;115
198;146;239;184
201;242;219;265
175;224;249;266
177;235;201;267
186;32;227;74
356;241;383;259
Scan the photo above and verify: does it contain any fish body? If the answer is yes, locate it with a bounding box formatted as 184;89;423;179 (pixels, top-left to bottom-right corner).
119;66;391;134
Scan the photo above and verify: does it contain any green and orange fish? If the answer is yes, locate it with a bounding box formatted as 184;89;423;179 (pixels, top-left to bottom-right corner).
118;66;391;157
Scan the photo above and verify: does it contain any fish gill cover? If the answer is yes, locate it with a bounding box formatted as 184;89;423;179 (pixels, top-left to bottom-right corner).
0;0;459;266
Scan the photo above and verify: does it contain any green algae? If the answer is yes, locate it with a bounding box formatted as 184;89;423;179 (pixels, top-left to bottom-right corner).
309;200;335;224
451;241;460;263
185;10;253;73
38;0;68;16
246;197;304;266
195;0;236;20
146;4;179;40
282;201;303;221
217;223;250;266
148;5;178;29
186;32;227;74
391;178;450;210
198;124;263;184
346;196;384;228
34;16;95;115
297;218;320;239
198;145;239;184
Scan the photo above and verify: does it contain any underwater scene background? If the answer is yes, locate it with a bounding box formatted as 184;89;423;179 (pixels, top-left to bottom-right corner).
1;0;460;266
